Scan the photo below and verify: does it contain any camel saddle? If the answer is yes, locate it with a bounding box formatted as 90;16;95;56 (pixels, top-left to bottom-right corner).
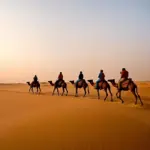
77;79;86;87
95;80;106;89
121;78;132;89
99;80;105;86
32;81;39;86
57;80;64;87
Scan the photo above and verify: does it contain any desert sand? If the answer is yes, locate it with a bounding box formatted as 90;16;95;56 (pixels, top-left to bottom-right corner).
0;82;150;150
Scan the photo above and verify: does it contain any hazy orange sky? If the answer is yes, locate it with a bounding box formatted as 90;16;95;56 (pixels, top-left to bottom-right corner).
0;0;150;83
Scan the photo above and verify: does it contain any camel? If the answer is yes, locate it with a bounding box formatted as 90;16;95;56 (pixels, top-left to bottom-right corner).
48;80;68;96
69;80;89;97
26;81;41;93
108;79;143;105
88;80;113;101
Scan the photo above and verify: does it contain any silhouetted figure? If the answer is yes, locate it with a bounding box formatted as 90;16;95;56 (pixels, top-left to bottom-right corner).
55;72;64;85
76;71;84;85
118;68;129;90
96;70;105;89
33;75;38;83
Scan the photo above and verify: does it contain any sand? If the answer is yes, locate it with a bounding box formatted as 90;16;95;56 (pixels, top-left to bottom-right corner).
0;82;150;150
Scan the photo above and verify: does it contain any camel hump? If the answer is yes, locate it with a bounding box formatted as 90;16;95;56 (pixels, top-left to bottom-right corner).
33;81;40;85
99;80;106;85
54;80;65;87
97;80;106;88
78;79;87;87
79;79;86;84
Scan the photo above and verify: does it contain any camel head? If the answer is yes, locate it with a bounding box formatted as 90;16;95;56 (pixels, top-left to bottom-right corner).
26;82;30;86
48;81;54;86
108;79;117;87
108;79;115;83
69;80;74;84
87;80;94;86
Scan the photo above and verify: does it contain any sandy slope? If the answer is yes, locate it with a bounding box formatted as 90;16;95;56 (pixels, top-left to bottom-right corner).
0;83;150;150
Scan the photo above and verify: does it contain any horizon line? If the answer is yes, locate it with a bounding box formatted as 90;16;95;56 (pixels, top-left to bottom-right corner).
0;80;150;84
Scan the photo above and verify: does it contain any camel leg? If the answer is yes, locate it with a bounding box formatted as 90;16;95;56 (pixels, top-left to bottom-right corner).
32;88;34;94
37;87;38;94
38;86;41;93
137;94;143;106
135;88;143;106
108;87;113;101
75;87;78;97
29;86;33;93
116;91;119;98
38;87;41;94
65;88;68;96
104;89;108;101
39;87;41;93
57;88;59;96
118;91;124;103
97;89;100;99
61;87;64;96
52;87;56;95
83;88;86;97
131;90;138;105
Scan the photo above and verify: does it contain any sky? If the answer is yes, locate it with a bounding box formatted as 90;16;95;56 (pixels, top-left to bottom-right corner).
0;0;150;83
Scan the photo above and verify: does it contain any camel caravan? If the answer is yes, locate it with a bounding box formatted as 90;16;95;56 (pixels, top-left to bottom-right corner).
27;68;143;105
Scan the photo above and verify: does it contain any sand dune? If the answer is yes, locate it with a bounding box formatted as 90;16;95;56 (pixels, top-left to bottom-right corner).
0;82;150;150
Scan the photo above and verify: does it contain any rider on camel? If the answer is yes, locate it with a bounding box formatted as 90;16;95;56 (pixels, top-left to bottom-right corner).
118;68;129;90
76;71;84;85
56;72;63;85
33;75;38;83
95;70;105;89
